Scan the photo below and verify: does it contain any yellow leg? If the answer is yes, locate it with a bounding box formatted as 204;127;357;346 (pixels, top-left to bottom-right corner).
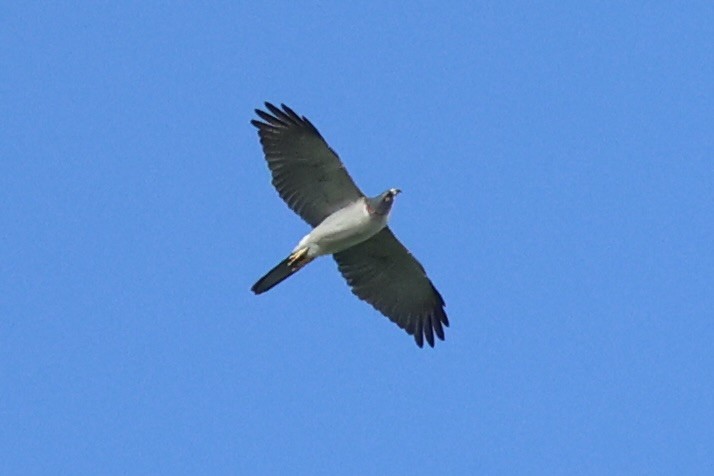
287;247;309;268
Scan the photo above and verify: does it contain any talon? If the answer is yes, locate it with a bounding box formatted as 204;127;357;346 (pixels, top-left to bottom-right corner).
287;248;308;268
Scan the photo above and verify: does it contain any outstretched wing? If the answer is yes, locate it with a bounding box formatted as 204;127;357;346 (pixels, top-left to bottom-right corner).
333;228;449;347
252;103;364;227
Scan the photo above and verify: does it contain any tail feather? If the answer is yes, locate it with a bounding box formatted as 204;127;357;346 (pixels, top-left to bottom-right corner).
251;256;302;294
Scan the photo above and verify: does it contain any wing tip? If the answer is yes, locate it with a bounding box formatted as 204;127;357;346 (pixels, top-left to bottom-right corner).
411;305;449;349
253;102;325;140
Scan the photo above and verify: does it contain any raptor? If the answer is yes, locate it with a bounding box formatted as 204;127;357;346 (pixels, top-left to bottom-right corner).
250;103;448;347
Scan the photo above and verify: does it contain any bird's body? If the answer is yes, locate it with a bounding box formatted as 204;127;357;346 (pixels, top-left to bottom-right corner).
250;103;448;347
295;194;395;258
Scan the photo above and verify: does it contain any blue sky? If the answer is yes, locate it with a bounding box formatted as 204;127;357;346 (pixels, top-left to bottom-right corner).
2;2;713;474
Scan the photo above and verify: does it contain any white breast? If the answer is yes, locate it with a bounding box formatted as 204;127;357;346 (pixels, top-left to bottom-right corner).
296;199;389;257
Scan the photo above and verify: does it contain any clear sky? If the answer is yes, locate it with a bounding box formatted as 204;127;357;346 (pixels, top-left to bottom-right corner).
2;2;713;475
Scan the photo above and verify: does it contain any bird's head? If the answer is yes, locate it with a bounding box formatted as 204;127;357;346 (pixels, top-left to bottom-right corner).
367;188;401;216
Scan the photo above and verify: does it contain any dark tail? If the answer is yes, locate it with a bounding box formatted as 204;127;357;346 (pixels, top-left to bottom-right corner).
251;256;305;294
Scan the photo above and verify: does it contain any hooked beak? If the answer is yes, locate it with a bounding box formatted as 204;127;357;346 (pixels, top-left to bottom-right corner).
390;188;402;196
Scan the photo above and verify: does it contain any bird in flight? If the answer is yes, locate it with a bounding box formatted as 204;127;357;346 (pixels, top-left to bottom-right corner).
250;103;448;347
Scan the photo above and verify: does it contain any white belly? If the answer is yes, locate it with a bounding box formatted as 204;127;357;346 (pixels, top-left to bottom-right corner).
295;200;388;257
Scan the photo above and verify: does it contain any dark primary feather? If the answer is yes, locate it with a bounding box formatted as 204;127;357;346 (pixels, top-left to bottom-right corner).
333;227;449;347
251;103;364;227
